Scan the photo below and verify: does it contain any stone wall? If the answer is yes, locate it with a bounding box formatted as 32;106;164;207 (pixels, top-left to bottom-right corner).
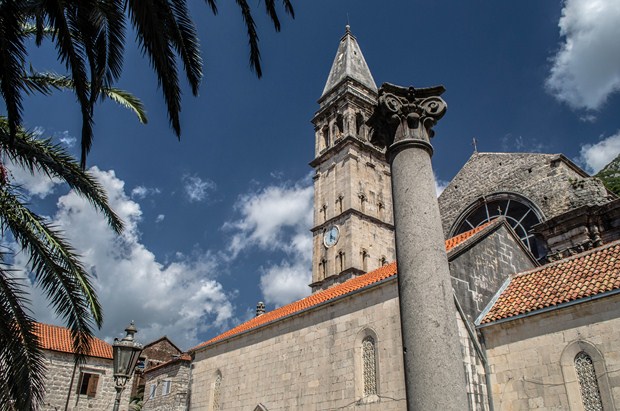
311;139;395;289
449;223;536;322
480;293;620;410
438;153;611;238
133;337;184;397
142;360;191;411
190;274;500;410
40;350;132;411
191;281;407;411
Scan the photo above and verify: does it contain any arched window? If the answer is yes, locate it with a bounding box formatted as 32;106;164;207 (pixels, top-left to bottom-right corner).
322;125;330;150
574;351;604;410
452;193;544;259
362;336;377;396
212;371;222;411
361;250;369;272
560;340;614;410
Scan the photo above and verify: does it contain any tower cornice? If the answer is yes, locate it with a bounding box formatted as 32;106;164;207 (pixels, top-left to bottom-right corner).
310;208;394;234
309;134;386;168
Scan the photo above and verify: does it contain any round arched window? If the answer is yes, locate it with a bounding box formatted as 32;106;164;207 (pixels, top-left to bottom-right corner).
452;194;543;259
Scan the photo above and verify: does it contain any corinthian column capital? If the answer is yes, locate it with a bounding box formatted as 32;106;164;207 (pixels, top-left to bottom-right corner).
367;82;447;159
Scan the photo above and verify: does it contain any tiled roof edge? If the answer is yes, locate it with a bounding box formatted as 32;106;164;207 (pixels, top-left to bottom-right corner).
143;354;192;375
190;275;397;353
477;288;620;329
447;219;508;260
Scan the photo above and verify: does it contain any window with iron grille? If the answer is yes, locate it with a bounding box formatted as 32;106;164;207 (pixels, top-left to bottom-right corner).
575;351;604;411
362;336;377;396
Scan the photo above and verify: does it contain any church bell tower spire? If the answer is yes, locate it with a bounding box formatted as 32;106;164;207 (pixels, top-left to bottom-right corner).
309;27;395;292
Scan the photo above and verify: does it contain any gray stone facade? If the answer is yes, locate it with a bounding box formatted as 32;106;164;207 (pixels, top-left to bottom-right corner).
449;222;537;322
40;350;132;411
142;358;191;411
438;152;612;239
479;293;620;410
190;222;534;411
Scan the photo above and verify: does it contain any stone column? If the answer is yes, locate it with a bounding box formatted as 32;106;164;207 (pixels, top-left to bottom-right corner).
367;83;468;410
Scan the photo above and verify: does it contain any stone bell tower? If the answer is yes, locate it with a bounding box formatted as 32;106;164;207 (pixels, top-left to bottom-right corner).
310;26;395;292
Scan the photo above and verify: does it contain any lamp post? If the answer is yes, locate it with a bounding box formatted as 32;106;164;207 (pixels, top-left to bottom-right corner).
112;321;143;411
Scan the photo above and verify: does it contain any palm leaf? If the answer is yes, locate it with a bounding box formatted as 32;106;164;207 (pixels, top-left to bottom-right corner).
0;118;124;234
21;72;147;125
0;265;47;411
0;0;28;140
0;185;101;352
169;0;202;95
127;0;182;136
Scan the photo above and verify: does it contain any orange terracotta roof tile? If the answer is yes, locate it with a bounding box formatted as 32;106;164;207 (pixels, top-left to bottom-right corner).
191;224;491;352
480;241;620;324
34;323;113;359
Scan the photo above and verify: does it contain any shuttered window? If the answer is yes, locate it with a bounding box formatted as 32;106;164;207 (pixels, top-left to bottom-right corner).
78;373;99;397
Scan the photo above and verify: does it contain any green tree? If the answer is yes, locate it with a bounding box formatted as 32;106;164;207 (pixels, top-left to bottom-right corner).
596;154;620;196
0;0;294;168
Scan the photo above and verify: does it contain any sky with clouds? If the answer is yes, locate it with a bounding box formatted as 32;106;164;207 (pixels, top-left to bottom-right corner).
4;0;620;350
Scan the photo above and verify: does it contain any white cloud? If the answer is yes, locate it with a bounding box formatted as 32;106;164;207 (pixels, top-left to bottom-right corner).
260;261;311;307
131;185;161;199
579;131;620;173
155;214;165;223
22;167;233;350
435;178;448;197
182;174;216;202
5;159;62;199
546;0;620;110
224;175;314;306
57;130;77;147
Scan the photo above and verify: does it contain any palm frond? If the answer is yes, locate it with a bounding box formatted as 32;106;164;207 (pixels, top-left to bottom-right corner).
235;0;262;77
98;0;126;84
203;0;218;14
102;87;148;124
0;264;46;410
169;0;203;95
127;0;182;136
0;185;101;353
41;0;93;168
21;72;147;125
0;0;28;140
0;118;124;234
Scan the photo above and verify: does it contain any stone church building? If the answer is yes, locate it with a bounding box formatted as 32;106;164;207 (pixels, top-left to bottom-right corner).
144;28;620;410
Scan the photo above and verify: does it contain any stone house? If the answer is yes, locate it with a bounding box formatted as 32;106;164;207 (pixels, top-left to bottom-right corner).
131;336;184;399
141;354;192;411
34;322;132;411
477;241;620;410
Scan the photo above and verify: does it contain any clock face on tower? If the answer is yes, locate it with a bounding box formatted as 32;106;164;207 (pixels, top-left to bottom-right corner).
323;225;340;248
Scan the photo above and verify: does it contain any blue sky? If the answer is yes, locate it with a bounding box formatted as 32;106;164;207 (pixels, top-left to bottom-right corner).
8;0;620;350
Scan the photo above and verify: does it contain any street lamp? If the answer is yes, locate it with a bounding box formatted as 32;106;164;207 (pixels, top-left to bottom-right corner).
112;321;143;411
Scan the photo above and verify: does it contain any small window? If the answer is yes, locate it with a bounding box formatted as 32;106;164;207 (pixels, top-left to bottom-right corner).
162;380;172;396
78;372;99;397
149;383;157;399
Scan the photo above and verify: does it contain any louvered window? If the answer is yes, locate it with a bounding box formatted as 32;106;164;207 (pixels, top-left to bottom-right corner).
362;337;377;396
575;351;604;411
